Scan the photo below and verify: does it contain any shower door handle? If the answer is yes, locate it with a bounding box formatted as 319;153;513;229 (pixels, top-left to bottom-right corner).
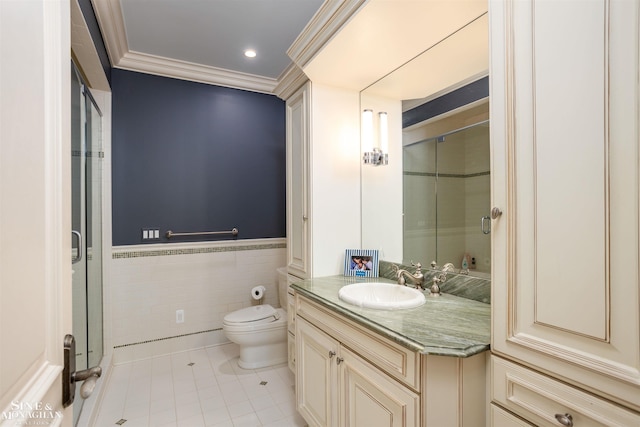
481;207;502;235
63;334;102;407
72;230;82;264
481;216;491;234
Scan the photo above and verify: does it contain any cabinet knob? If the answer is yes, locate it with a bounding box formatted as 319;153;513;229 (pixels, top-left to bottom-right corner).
336;357;344;365
491;207;502;219
554;413;574;427
328;351;336;358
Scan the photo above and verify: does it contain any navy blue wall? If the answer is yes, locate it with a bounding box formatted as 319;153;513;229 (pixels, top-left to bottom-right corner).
403;76;489;128
112;69;286;245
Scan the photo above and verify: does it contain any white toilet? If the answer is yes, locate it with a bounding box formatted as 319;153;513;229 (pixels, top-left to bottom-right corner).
222;272;289;369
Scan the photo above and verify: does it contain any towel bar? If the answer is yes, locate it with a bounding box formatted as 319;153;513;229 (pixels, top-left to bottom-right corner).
165;228;239;239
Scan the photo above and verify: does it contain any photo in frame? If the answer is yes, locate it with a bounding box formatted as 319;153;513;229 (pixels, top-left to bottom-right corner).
344;249;379;277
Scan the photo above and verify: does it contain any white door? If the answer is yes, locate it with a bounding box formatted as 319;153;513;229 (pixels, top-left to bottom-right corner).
0;1;73;426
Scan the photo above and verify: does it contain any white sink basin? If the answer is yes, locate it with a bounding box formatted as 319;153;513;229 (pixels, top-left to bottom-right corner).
338;282;426;310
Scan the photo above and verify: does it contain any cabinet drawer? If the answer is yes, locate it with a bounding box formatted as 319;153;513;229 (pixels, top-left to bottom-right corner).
296;295;419;390
492;356;640;426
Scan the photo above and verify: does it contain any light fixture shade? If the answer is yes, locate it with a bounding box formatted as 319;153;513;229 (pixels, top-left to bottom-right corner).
362;109;374;152
362;109;388;166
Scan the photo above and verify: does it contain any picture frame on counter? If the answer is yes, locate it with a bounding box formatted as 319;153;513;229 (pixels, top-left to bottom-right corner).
344;249;379;277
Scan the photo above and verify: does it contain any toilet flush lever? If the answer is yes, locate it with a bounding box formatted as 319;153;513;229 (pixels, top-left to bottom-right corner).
63;334;102;408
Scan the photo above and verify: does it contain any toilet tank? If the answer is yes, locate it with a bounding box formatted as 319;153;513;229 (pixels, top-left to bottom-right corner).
277;267;288;310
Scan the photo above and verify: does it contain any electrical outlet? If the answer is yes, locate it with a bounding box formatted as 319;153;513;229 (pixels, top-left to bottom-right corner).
176;309;184;324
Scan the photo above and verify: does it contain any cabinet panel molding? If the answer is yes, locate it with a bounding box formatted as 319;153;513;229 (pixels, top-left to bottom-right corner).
490;0;640;408
531;0;609;340
507;0;610;342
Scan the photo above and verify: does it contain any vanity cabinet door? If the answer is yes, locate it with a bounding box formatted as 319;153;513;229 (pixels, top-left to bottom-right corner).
286;82;311;279
490;0;640;411
296;316;339;427
339;346;419;427
296;314;420;427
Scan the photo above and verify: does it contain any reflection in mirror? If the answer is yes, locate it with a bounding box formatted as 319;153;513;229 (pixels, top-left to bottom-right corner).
359;11;490;278
403;102;490;276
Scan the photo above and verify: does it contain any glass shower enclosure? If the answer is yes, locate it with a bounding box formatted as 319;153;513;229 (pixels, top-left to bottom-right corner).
403;120;491;275
71;62;104;424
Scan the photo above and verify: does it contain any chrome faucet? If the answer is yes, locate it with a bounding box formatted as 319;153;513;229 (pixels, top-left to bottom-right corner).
429;262;455;296
392;262;425;290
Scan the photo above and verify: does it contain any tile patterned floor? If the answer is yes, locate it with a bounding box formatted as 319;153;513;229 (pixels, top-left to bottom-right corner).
92;343;307;427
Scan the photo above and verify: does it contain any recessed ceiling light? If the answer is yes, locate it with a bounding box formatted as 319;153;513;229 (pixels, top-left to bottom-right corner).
244;49;257;58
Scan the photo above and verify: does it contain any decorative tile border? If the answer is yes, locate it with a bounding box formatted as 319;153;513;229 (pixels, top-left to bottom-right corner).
72;150;105;158
112;241;286;259
404;170;490;179
113;328;222;349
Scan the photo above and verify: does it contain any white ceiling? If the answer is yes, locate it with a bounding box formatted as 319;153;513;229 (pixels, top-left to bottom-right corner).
92;0;324;94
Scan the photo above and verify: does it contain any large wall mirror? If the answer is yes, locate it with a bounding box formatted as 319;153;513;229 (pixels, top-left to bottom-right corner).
403;99;490;276
360;12;490;277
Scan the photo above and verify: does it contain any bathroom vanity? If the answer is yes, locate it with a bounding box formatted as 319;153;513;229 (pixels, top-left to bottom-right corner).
291;276;490;427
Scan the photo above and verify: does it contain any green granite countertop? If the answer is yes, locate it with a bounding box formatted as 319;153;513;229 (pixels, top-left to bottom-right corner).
291;275;490;358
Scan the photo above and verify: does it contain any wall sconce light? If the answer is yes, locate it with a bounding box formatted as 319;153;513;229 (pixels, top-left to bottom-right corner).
362;110;389;166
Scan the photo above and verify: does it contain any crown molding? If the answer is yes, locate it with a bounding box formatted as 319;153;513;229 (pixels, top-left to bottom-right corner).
287;0;368;70
117;51;278;94
71;0;110;91
91;0;277;94
91;0;128;65
273;63;309;100
92;0;367;96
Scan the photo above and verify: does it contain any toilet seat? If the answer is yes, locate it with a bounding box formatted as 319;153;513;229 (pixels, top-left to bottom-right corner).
223;304;281;326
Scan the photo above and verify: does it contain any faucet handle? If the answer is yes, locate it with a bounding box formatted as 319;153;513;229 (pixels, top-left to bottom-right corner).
430;260;439;270
412;262;422;273
430;277;442;296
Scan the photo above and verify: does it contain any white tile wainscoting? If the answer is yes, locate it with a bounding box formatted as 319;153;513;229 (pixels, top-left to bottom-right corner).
109;239;286;363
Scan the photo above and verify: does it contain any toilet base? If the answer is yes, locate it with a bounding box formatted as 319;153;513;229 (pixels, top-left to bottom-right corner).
237;341;287;369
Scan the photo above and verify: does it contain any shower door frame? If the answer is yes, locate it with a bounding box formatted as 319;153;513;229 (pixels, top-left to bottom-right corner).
70;61;106;425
